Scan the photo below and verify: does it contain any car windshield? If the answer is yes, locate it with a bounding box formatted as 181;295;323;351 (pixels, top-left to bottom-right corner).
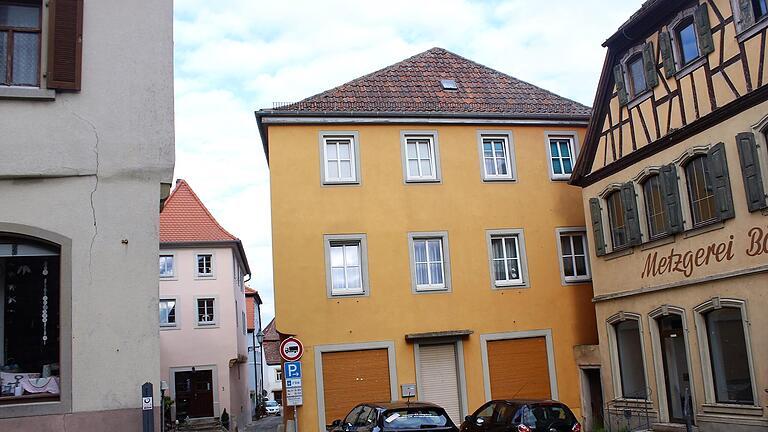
525;405;575;426
382;408;450;430
266;401;279;407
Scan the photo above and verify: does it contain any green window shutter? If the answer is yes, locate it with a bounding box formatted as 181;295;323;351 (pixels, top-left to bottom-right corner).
613;64;628;106
642;42;658;88
659;31;676;78
621;182;642;245
738;0;756;29
736;132;768;211
660;164;684;234
706;142;735;220
694;3;715;55
589;198;607;256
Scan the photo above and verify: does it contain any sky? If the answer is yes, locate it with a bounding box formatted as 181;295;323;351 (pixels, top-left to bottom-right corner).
172;0;644;325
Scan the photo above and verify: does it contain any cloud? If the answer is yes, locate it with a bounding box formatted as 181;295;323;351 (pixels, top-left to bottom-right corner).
173;0;645;323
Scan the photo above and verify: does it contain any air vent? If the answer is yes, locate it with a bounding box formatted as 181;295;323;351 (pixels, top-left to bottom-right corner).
440;79;458;90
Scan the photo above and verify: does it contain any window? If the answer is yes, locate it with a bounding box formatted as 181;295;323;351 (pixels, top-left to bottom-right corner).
402;133;440;182
675;19;700;66
627;54;647;97
606;191;628;249
408;232;451;292
754;0;768;19
547;135;576;179
196;298;216;326
324;234;369;297
479;134;514;180
196;253;214;278
557;229;590;283
275;369;282;381
0;1;41;86
703;307;754;405
685;156;717;226
643;175;668;239
322;134;358;184
159;254;174;278
613;319;648;399
242;311;246;335
159;299;177;328
0;235;61;404
486;229;529;288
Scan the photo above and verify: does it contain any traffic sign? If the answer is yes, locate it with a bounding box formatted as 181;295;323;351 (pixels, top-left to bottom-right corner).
280;337;304;361
286;386;303;406
285;361;302;379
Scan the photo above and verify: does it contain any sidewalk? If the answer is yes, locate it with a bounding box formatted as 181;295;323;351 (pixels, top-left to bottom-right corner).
245;415;281;432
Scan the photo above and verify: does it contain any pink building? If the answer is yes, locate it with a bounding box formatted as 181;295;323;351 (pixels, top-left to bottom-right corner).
158;180;251;430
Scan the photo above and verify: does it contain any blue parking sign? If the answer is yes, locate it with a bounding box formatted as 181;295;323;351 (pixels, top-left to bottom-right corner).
285;361;302;379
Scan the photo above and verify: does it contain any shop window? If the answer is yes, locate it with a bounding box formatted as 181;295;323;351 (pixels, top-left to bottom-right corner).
613;319;648;399
703;307;755;405
0;235;61;403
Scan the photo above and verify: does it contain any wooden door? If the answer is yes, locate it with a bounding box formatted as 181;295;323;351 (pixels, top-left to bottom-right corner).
321;349;391;425
174;370;214;419
487;337;551;400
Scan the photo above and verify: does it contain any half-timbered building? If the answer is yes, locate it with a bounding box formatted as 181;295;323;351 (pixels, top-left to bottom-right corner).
571;1;768;431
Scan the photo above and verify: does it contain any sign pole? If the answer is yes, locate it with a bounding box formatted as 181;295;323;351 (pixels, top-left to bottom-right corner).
295;405;299;432
141;382;154;432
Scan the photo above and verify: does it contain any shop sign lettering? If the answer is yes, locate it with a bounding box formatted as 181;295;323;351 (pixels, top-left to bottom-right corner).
641;225;767;279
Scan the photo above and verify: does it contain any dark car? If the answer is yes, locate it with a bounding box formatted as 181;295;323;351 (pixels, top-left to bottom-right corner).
460;400;580;432
328;401;459;432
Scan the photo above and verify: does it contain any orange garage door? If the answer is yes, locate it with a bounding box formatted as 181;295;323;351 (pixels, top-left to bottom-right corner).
487;337;551;400
322;349;391;424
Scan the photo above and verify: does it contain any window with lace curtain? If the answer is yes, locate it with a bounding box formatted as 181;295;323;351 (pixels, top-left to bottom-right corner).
0;0;42;86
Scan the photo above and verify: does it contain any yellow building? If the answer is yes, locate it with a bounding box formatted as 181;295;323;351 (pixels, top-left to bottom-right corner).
257;48;599;431
571;1;768;432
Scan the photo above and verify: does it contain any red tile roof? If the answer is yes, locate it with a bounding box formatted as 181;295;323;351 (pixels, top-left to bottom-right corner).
269;47;590;117
160;179;238;243
262;318;282;366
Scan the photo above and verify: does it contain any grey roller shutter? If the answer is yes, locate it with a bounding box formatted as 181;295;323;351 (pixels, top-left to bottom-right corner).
418;344;461;425
736;132;767;211
613;64;628;106
706;143;735;220
621;182;642;245
643;42;658;88
589;198;606;256
659;31;676;78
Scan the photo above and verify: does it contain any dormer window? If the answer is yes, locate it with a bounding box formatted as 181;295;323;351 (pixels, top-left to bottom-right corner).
440;79;458;91
627;54;647;98
675;18;699;66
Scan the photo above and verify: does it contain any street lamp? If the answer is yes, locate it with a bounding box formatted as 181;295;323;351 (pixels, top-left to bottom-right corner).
254;329;265;417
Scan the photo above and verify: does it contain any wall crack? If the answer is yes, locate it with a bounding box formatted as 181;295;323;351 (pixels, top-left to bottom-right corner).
71;112;100;278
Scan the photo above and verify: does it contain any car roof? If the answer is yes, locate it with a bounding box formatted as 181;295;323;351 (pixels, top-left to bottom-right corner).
493;400;568;407
361;401;446;411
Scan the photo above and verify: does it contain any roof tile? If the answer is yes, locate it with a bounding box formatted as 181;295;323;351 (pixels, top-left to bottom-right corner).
160;180;238;243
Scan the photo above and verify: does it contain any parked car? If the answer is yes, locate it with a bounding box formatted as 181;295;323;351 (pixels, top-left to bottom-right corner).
328;401;459;432
460;400;580;432
265;400;282;416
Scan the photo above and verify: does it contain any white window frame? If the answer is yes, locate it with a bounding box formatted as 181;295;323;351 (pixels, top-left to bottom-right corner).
323;234;370;298
275;369;283;381
477;131;516;181
693;298;759;408
195;252;215;279
194;296;218;328
485;229;529;289
606;312;652;402
159;252;176;279
319;131;360;185
545;132;579;180
555;227;591;284
408;231;451;293
159;297;179;329
401;131;441;183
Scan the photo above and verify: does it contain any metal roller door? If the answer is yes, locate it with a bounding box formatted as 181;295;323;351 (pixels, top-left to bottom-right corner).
321;349;391;424
418;343;462;424
487;337;551;400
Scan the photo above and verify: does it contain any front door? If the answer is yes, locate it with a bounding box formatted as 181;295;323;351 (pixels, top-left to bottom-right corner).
658;315;693;424
175;370;214;419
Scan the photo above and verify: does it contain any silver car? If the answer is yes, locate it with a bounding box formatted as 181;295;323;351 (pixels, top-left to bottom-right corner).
265;400;281;416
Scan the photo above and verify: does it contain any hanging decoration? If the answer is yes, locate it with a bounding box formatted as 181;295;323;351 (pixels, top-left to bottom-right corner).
42;261;49;345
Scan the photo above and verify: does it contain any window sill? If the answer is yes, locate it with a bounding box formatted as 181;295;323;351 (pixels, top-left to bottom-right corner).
482;176;516;183
683;220;724;239
405;178;441;184
195;275;216;280
640;234;675;251
415;286;449;294
737;15;768;43
195;323;219;329
160;276;177;281
563;277;591;285
674;57;707;80
329;292;367;298
701;403;763;417
322;180;360;186
160;325;180;331
627;90;653;110
603;247;634;261
549;175;572;182
0;86;56;101
493;281;528;289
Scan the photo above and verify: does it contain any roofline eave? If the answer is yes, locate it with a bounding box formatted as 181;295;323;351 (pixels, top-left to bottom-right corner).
160;239;252;276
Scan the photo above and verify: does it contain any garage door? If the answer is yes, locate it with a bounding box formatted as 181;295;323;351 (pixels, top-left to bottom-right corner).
487;337;551;400
418;344;462;424
322;349;391;424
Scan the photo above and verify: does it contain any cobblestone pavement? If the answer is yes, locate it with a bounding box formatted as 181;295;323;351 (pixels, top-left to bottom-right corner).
245;415;282;432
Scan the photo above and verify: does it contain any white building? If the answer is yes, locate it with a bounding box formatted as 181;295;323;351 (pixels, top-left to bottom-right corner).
0;0;174;429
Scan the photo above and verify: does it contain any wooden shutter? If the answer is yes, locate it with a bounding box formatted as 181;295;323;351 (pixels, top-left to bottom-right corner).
659;31;676;78
322;349;391;425
418;344;461;424
694;3;715;55
738;0;756;29
660;164;684;234
613;64;628;106
621;182;642;245
706;143;735;220
642;42;658;88
736;132;768;211
47;0;84;90
487;338;551;400
589;198;606;256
